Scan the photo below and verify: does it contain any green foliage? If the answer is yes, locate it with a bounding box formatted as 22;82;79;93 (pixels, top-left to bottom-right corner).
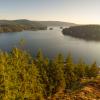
0;19;47;33
63;25;100;41
74;59;85;80
48;54;65;93
0;48;43;100
89;62;99;78
0;48;99;99
64;54;76;89
35;49;49;97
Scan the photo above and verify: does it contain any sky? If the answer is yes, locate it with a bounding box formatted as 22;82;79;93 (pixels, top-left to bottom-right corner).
0;0;100;24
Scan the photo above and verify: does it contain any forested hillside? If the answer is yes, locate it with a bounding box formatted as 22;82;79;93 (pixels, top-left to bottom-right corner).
37;21;77;27
0;19;47;33
63;25;100;41
0;19;77;33
0;48;99;100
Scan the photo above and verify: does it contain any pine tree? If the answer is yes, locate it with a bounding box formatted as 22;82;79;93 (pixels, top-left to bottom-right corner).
0;48;99;99
64;53;76;89
54;54;65;91
35;49;49;97
74;59;85;80
0;48;44;100
48;54;65;94
0;51;7;99
36;49;44;62
89;62;99;78
85;65;91;78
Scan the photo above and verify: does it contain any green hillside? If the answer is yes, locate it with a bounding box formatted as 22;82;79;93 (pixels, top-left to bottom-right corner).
0;19;47;33
38;21;77;27
63;25;100;41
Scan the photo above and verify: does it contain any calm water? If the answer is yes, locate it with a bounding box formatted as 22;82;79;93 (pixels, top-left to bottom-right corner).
0;27;100;65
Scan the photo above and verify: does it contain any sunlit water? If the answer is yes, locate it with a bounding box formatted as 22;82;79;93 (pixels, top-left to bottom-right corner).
0;27;100;65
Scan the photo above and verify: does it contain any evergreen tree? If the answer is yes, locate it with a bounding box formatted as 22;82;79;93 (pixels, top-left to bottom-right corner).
49;54;65;93
0;48;44;100
36;49;44;62
54;54;65;91
35;49;49;98
0;52;8;99
85;65;91;78
74;59;85;80
89;62;99;78
64;53;76;89
0;48;99;99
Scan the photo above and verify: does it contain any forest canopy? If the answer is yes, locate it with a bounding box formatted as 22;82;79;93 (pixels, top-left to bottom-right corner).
0;19;47;33
62;25;100;41
0;48;99;100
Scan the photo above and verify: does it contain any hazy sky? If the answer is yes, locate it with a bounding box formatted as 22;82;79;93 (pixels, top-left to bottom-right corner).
0;0;100;24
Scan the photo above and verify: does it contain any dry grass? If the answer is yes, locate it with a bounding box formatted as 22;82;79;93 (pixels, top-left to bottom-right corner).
48;77;100;100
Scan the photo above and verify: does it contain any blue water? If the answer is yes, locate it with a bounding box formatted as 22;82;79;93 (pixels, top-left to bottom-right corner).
0;27;100;65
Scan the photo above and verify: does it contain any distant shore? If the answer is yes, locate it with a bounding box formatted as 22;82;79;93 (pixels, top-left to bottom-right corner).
62;25;100;41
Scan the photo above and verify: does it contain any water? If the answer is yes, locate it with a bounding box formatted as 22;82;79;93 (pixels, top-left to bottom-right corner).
0;27;100;65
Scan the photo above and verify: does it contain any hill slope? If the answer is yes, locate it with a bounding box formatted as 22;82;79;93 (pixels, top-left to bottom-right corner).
0;19;47;33
48;78;100;100
63;25;100;41
38;21;77;27
0;19;77;33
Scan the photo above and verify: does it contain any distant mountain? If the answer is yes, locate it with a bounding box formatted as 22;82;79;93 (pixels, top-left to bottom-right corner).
14;19;45;27
0;19;77;33
0;19;47;33
63;25;100;41
0;20;19;25
38;21;77;27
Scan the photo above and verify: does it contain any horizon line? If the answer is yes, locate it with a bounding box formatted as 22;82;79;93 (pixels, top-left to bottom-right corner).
0;18;100;25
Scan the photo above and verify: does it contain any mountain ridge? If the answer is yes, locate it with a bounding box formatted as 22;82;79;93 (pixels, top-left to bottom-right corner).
0;19;77;27
0;19;77;33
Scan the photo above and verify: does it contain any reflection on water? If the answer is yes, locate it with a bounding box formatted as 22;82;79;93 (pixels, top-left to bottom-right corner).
0;27;100;65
